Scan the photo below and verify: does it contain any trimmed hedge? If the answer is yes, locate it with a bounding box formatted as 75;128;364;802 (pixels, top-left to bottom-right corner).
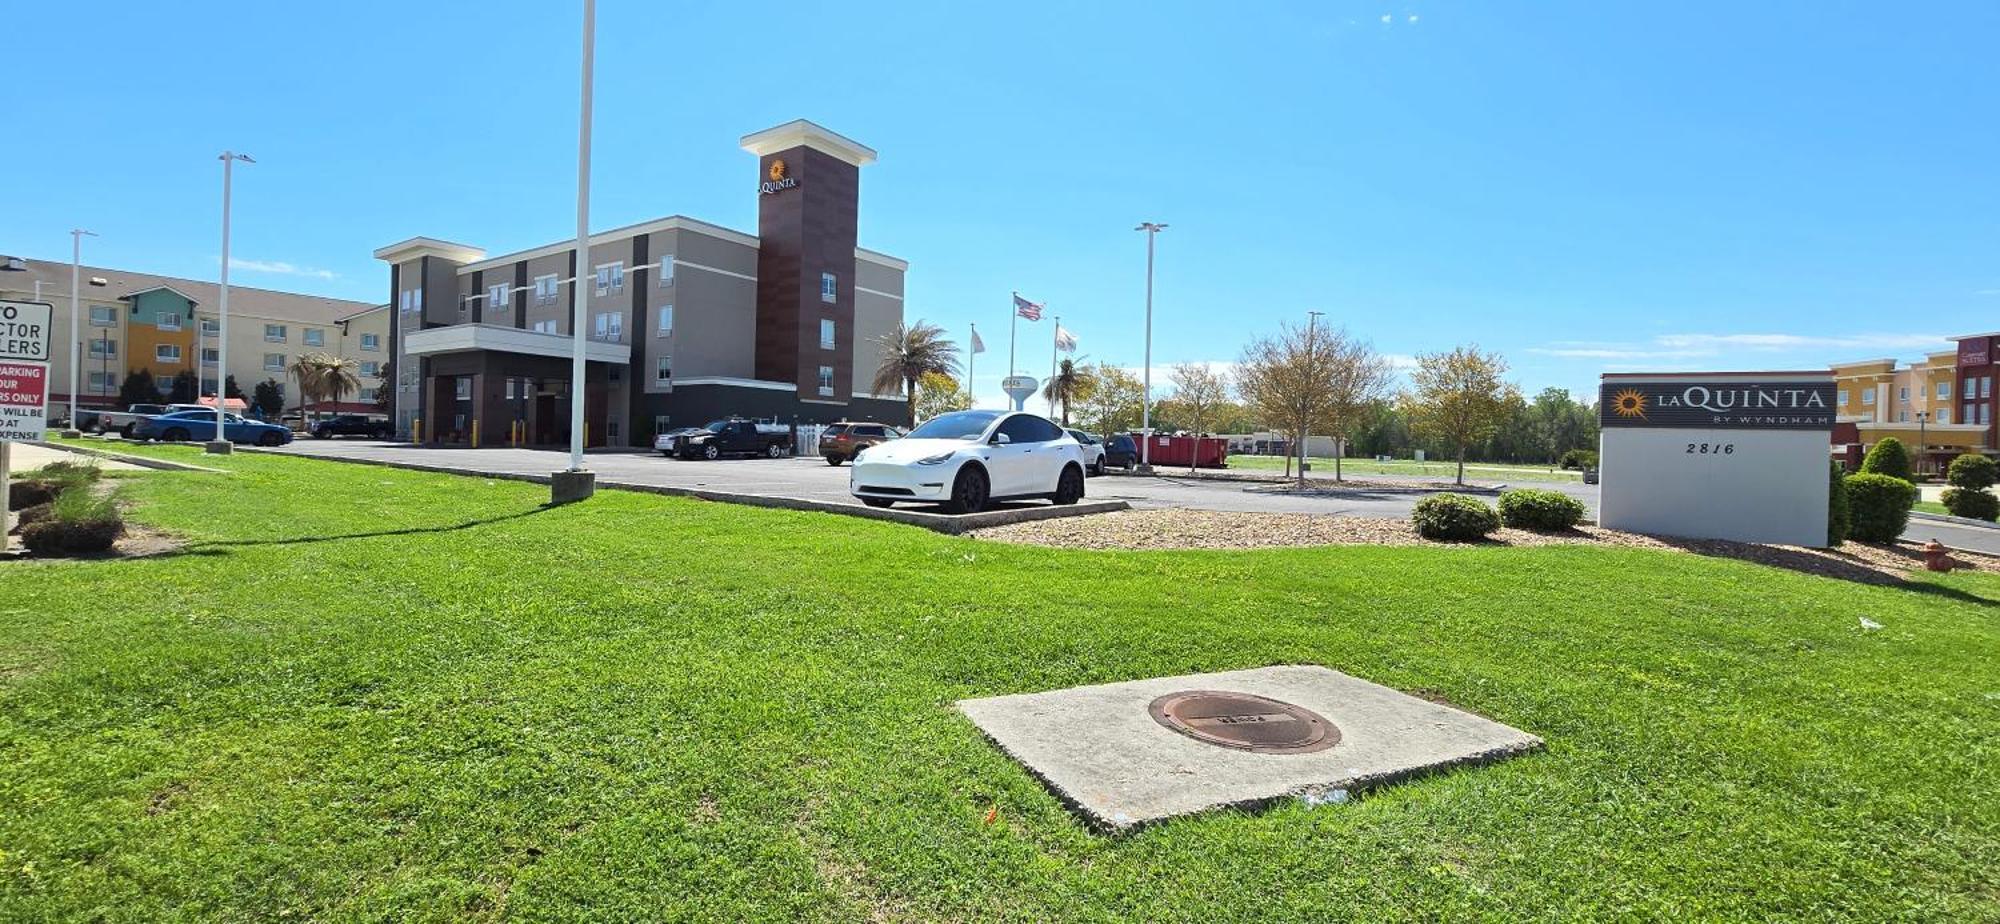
1412;493;1501;541
1845;473;1917;543
1497;488;1586;531
1858;437;1914;482
1827;460;1851;546
1942;487;2000;521
1947;453;1997;491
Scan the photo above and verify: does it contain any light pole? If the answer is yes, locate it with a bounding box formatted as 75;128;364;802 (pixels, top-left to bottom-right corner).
62;229;98;436
209;152;254;454
1135;221;1166;472
552;0;598;503
1304;310;1325;480
1917;410;1930;476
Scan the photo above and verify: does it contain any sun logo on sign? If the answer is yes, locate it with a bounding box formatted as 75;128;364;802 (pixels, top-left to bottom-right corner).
768;159;788;182
1611;388;1649;420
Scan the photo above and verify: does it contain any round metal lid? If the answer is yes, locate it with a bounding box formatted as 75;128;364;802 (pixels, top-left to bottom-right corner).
1147;690;1339;755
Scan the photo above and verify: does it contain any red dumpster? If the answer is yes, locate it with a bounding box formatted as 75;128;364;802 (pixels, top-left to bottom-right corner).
1142;434;1228;468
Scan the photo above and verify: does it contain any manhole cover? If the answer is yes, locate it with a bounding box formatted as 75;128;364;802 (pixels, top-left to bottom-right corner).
1147;690;1339;754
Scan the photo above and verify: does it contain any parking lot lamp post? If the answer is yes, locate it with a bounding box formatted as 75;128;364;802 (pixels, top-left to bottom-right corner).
63;229;98;437
1135;221;1166;472
549;0;598;504
209;153;253;454
1917;411;1929;476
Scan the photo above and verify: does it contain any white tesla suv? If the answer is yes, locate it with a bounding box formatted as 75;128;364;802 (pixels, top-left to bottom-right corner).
849;410;1088;513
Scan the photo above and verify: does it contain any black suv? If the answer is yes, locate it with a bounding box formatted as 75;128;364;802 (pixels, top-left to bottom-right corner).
311;414;393;439
1103;434;1140;471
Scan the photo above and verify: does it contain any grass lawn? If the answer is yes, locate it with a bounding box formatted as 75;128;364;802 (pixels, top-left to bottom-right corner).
1227;455;1583;483
3;444;1997;921
1915;500;1951;517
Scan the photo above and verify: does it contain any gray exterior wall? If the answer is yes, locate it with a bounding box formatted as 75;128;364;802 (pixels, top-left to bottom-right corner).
852;260;904;398
643;227;760;390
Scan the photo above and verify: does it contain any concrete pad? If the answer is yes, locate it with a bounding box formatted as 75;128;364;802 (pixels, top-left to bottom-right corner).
8;442;147;473
958;665;1541;832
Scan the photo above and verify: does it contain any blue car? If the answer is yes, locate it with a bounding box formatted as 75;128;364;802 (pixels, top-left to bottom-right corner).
131;409;294;446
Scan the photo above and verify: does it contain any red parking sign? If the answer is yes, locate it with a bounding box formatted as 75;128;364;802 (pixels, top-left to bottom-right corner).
0;361;49;441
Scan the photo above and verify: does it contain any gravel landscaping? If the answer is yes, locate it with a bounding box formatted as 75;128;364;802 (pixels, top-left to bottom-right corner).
971;508;1995;584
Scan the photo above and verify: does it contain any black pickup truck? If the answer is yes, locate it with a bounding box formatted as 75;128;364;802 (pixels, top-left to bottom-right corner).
658;419;793;460
310;414;393;439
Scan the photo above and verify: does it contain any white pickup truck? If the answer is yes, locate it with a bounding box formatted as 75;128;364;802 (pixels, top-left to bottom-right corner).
81;403;211;437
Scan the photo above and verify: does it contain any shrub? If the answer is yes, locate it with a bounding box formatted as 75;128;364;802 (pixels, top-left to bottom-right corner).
1942;487;2000;521
1947;453;1998;491
1827;460;1851;546
1858;437;1914;482
15;502;53;527
8;480;59;510
1558;449;1598;471
7;461;100;511
19;488;123;556
1411;493;1501;541
1845;473;1917;543
1497;488;1586;531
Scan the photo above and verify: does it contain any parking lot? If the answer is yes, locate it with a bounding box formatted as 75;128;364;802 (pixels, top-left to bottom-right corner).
259;439;2000;553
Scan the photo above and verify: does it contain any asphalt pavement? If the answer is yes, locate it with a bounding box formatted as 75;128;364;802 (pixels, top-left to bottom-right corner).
258;440;2000;554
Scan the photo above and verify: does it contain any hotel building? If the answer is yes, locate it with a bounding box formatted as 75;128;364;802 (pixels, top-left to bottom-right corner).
0;261;387;417
372;120;907;448
1829;336;1999;471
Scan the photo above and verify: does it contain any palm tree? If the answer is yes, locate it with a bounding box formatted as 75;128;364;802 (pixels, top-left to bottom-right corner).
871;321;961;425
1041;358;1095;426
315;354;363;416
288;354;327;423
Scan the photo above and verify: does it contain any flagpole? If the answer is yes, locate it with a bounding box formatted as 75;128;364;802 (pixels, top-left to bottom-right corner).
1009;291;1018;377
968;322;977;408
1049;315;1059;418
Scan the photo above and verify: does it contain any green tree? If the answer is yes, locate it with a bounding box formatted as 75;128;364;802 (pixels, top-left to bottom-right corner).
870;321;961;426
116;368;158;409
1167;362;1229;473
164;373;196;404
1075;362;1145;438
223;374;244;400
1827;460;1851;546
1858;437;1914;482
913;371;971;422
1399;346;1521;485
252;379;286;420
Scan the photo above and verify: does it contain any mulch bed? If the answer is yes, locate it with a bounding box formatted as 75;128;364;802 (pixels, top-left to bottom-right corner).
971;509;1995;585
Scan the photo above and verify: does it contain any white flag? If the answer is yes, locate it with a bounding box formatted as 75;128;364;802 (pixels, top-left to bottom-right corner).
1054;325;1077;353
971;328;986;354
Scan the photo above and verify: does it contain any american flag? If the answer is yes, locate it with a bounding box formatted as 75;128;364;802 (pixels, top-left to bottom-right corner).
1013;293;1043;321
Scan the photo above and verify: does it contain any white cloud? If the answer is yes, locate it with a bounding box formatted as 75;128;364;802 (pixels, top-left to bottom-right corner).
1383;353;1420;370
1408;14;1420;23
226;257;338;280
1380;13;1392;23
1652;332;1948;352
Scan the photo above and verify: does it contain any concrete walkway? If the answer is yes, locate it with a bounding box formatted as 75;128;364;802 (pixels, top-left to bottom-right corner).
5;442;146;473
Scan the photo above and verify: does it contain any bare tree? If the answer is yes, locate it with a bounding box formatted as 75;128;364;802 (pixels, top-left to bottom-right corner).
1399;345;1520;484
1166;362;1228;473
1322;338;1395;480
1236;318;1365;485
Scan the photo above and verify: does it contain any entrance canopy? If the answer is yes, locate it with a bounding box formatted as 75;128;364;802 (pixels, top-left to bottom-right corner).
403;323;628;364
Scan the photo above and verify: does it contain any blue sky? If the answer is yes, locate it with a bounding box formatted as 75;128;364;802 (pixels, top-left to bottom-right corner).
7;1;1997;407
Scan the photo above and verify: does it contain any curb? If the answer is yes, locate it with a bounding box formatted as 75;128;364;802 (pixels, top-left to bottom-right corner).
1908;510;2000;531
233;447;1128;535
28;439;228;473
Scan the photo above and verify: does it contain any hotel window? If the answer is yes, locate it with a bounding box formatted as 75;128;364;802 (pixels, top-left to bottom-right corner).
654;415;672;436
88;338;117;359
361;333;380;351
505;378;519;400
1899;410;1909;422
657;303;673;336
608;419;621;441
201;347;219;366
1861;387;1875;405
1939;381;1952;400
1837;390;1848;406
488;283;511;310
658;255;674;287
359;361;380;377
455;378;472;401
155;344;182;363
1938;408;1950;423
88;371;116;393
264;323;287;342
534;274;559;304
608;365;622;384
532;319;558;334
594;262;624;296
89;305;116;326
1898;386;1909;401
820;319;836;350
1984;376;1994;399
818;365;835;396
821;272;837;303
201;318;220;337
157;311;181;331
264;353;285;371
304;328;324;347
655;355;672;384
593;311;623;342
